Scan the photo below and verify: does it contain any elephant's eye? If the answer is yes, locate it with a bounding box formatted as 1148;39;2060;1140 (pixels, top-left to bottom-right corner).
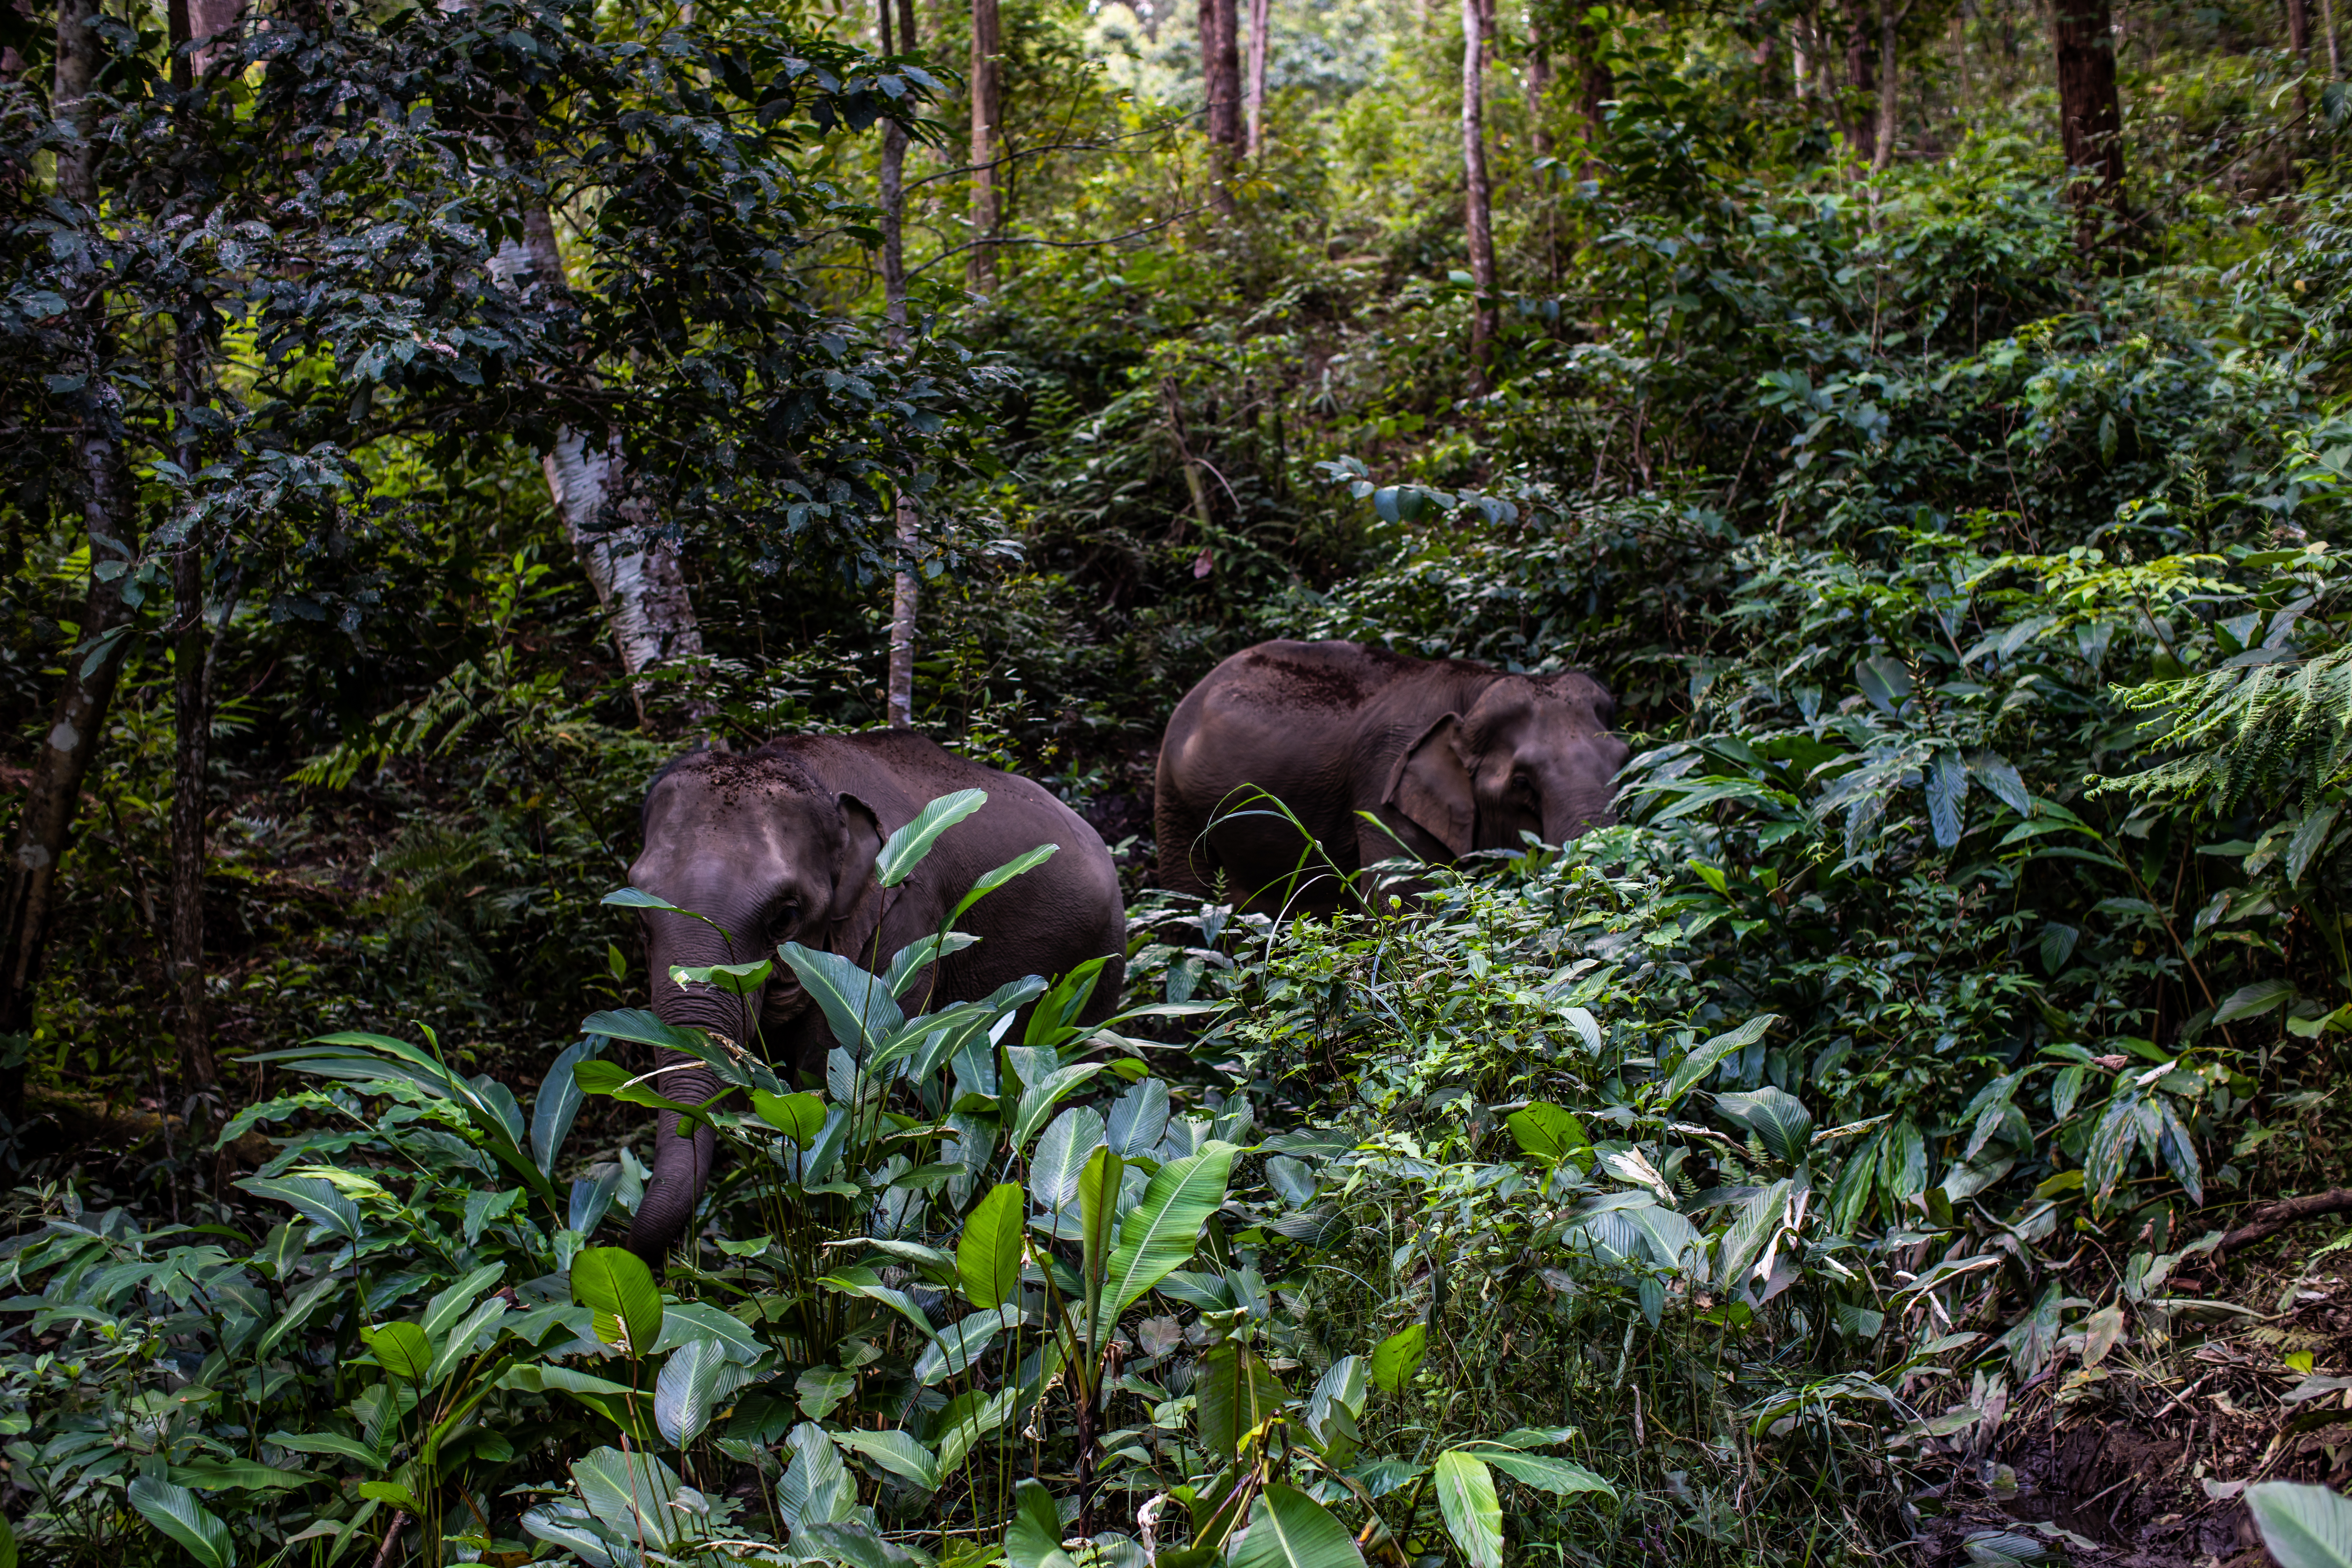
1511;769;1538;793
771;898;802;929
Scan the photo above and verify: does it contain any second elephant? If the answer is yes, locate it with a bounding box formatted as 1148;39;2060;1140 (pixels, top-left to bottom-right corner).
1155;639;1628;912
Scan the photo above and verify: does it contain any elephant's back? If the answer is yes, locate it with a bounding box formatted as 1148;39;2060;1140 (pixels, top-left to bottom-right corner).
772;732;1124;979
1162;640;1419;799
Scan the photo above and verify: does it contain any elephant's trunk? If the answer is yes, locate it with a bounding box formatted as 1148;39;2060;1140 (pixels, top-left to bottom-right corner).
623;929;763;1266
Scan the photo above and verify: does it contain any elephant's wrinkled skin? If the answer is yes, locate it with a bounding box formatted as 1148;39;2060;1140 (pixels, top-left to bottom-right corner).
1155;639;1628;912
623;733;1126;1265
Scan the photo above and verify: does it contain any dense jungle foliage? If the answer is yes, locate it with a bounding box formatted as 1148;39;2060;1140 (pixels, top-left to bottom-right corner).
13;0;2352;1559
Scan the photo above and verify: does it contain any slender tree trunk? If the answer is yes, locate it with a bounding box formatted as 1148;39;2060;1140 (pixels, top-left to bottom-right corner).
2290;0;2310;56
0;0;139;1118
1202;0;1241;208
499;213;705;701
882;0;919;731
168;328;221;1101
969;0;1002;286
1527;10;1552;159
1844;0;1877;162
2322;0;2341;74
1245;0;1270;156
1794;13;1812;99
1462;0;1496;381
1872;0;1909;170
1569;11;1611;180
2052;0;2124;241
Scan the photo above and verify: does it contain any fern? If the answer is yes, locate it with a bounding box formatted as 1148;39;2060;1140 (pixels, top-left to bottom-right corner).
2101;645;2352;810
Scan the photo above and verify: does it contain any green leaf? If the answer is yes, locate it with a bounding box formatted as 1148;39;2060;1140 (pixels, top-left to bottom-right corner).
1006;1477;1076;1568
266;1430;386;1469
1102;1141;1235;1333
1011;1063;1107;1149
1433;1450;1504;1568
128;1477;236;1568
168;1458;315;1492
571;1246;664;1354
1369;1324;1426;1393
1452;1446;1616;1498
1197;1342;1290;1460
0;1510;14;1568
533;1037;605;1178
1228;1484;1367;1568
1077;1144;1124;1344
573;1445;686;1548
2249;1482;2352;1568
1925;748;1968;848
877;789;989;887
1714;1087;1813;1166
237;1175;363;1241
2216;979;2295;1022
571;1057;718;1123
1661;1014;1780;1107
1504;1102;1588;1163
752;1089;828;1141
779;942;905;1058
778;1424;857;1531
948;842;1060;924
655;1339;754;1447
1855;654;1912;714
958;1182;1026;1309
833;1427;941;1490
360;1321;434;1385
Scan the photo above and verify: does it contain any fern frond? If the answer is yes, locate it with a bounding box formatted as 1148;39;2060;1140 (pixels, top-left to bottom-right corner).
2099;645;2352;810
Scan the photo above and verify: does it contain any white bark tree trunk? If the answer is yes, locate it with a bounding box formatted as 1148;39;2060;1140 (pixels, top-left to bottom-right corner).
495;218;704;699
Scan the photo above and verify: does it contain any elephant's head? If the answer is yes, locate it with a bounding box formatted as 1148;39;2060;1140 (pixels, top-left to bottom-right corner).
620;747;883;1261
1382;672;1629;856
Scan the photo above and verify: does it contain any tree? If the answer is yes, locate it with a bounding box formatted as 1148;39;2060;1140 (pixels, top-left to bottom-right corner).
1203;0;1242;208
1463;0;1497;375
971;0;1003;287
1246;0;1272;156
882;0;921;728
2052;0;2124;237
1871;0;1914;171
1843;0;1877;162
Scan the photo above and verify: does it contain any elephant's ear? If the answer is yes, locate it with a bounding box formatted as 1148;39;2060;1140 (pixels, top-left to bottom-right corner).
1382;713;1476;858
833;792;886;908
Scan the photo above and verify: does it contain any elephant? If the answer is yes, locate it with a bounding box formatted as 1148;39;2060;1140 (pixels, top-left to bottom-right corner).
1154;639;1628;913
620;731;1127;1265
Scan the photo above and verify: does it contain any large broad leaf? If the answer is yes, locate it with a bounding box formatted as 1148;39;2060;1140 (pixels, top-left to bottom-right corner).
832;1428;940;1491
571;1058;717;1124
169;1458;314;1492
1101;1141;1236;1341
1451;1445;1616;1498
778;1424;857;1533
2248;1482;2352;1568
1106;1078;1171;1157
1030;1107;1108;1211
878;789;989;887
752;1089;829;1142
533;1037;606;1177
572;1246;664;1354
1077;1146;1124;1344
1505;1102;1588;1163
1011;1063;1107;1149
128;1477;236;1568
1925;747;1968;848
1369;1324;1426;1393
1855;654;1912;714
933;1388;1018;1472
958;1182;1026;1309
780;943;905;1059
1660;1014;1780;1107
1714;1087;1813;1166
1005;1477;1076;1568
1197;1342;1291;1460
2216;979;2295;1023
573;1446;686;1548
948;842;1060;924
237;1175;363;1242
361;1321;434;1385
650;1301;765;1362
656;1338;754;1447
1228;1484;1367;1568
913;1310;1008;1386
1432;1451;1504;1568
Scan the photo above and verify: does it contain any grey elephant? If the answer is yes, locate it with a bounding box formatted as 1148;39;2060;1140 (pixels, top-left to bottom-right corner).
1155;639;1628;912
620;733;1127;1265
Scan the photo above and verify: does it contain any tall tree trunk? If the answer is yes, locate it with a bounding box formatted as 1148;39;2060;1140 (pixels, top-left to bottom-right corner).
1462;0;1496;381
1527;10;1552;159
1202;0;1241;209
1794;13;1812;99
499;214;705;702
2052;0;2124;240
1844;0;1877;162
1;0;139;1119
2290;0;2310;57
969;0;1002;286
1245;0;1270;156
1872;0;1909;170
2322;0;2341;74
1569;11;1611;180
882;0;919;730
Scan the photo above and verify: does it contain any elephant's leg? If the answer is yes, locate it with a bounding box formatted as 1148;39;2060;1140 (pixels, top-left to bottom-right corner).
1155;786;1215;899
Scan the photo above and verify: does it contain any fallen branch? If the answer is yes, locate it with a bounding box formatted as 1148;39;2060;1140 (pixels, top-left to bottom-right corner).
2215;1188;2352;1256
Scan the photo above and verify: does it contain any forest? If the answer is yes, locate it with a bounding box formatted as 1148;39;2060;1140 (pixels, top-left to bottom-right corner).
7;0;2352;1556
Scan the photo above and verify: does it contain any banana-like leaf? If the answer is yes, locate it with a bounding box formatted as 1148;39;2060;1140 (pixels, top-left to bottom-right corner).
778;1423;858;1533
1661;1014;1780;1107
948;843;1061;924
1101;1141;1235;1343
361;1321;434;1385
1369;1324;1426;1393
1006;1477;1077;1568
573;1446;686;1548
833;1427;940;1490
958;1183;1026;1309
1715;1087;1813;1166
1432;1451;1504;1568
237;1176;363;1242
2249;1482;2352;1568
1228;1484;1367;1568
571;1246;664;1355
913;1310;1008;1385
1451;1444;1615;1498
781;942;905;1059
878;789;989;887
655;1339;754;1447
168;1458;314;1492
1197;1342;1290;1460
1030;1107;1108;1211
1505;1102;1589;1163
127;1478;236;1568
533;1037;606;1177
1106;1078;1171;1157
1011;1063;1107;1149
